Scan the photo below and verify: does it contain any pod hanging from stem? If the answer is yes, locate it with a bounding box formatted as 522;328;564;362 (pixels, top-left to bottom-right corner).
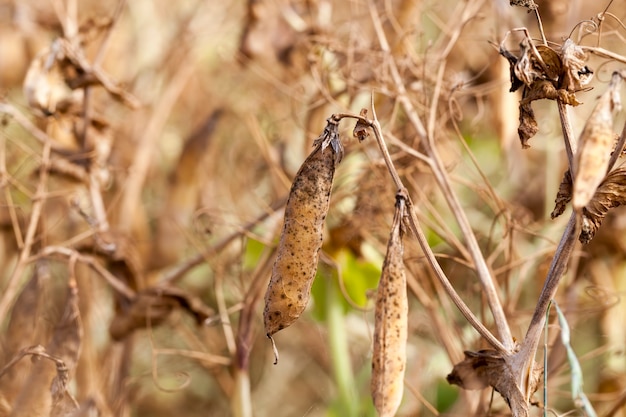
263;116;343;364
371;191;409;417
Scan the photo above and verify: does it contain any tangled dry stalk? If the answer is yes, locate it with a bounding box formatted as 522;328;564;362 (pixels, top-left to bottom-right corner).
1;0;626;416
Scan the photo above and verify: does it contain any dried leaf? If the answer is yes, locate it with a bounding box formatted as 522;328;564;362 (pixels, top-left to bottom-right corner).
499;32;592;148
509;0;538;10
573;72;623;210
23;37;139;116
518;102;538;149
580;167;626;244
23;44;76;116
560;39;593;92
353;108;370;142
551;169;573;219
371;196;408;417
521;80;581;107
447;350;542;416
263;117;342;361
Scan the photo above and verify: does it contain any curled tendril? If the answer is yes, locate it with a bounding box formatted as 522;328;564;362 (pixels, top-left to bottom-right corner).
568;20;599;43
579;286;622;314
151;360;192;393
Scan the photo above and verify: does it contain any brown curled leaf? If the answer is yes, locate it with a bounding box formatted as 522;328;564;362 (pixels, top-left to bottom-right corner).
551;169;573;219
353;108;370;142
520;80;581;107
499;31;592;148
573;72;623;210
371;194;408;417
263;117;343;353
518;102;538;149
580;167;626;244
560;39;594;92
447;350;542;415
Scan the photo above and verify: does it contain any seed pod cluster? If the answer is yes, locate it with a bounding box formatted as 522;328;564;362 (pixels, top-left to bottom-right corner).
263;117;343;359
371;194;408;417
573;72;623;210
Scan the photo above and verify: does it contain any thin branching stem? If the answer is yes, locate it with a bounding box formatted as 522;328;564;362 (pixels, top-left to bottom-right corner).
368;0;514;350
558;101;577;171
0;138;51;322
330;110;507;354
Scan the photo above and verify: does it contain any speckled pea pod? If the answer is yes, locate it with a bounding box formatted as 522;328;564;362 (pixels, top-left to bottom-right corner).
573;72;623;210
371;195;408;417
264;117;343;358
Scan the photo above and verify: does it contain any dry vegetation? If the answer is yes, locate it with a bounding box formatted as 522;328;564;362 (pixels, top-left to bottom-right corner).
1;0;626;416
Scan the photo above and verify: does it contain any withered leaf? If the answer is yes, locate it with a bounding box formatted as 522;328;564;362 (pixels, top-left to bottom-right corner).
560;39;593;92
509;0;538;10
353;108;370;142
580;167;626;244
518;102;538;149
520;80;581;107
499;32;592;148
551;169;573;219
573;72;623;210
447;350;542;416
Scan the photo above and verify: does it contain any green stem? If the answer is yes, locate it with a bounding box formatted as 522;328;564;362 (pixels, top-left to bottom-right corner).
326;274;358;417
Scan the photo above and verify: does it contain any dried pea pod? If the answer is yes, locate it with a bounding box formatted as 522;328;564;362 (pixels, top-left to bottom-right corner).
573;72;623;210
371;194;408;417
264;117;343;359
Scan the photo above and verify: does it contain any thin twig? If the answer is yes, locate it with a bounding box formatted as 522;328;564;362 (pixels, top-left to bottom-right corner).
0;138;52;323
159;198;286;284
117;60;195;233
330;109;507;354
39;245;136;299
558;101;577;172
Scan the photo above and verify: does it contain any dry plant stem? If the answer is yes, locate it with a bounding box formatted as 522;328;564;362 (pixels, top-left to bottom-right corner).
558;101;577;171
39;246;136;299
368;1;513;350
511;212;580;397
236;247;275;370
118;60;195;233
359;109;507;353
0;135;24;248
81;0;127;153
159;197;286;284
583;46;626;66
0;345;65;380
404;204;507;353
0;139;51;323
0;103;71;154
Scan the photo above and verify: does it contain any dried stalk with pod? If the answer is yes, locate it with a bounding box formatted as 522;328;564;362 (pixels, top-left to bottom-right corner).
371;192;408;417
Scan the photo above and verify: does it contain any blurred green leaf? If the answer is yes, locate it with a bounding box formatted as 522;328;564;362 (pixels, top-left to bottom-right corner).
436;379;459;413
242;237;266;270
311;249;381;322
